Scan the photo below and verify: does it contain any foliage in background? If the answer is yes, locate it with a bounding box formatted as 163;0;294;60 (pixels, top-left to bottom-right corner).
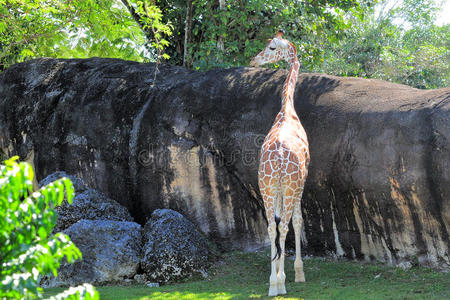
120;0;173;85
314;0;449;89
0;0;374;70
120;0;173;62
0;0;155;70
0;157;99;299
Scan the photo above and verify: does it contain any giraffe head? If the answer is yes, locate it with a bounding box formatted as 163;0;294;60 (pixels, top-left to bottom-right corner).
249;30;296;67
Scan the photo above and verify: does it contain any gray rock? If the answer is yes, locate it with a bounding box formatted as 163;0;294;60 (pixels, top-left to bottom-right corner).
39;171;88;195
42;220;142;287
39;172;133;232
123;278;134;286
141;209;214;283
147;282;159;288
53;188;133;232
133;274;147;284
397;261;413;271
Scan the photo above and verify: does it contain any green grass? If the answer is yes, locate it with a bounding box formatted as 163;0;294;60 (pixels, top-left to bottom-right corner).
44;250;449;299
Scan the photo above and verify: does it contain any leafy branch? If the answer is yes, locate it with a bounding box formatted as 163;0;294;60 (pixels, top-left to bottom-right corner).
120;0;173;85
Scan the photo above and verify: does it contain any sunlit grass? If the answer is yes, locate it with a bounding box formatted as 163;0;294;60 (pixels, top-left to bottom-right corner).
44;250;450;299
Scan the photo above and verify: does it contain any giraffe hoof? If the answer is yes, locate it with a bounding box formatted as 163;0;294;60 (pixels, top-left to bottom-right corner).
277;284;287;294
295;275;306;282
268;285;278;296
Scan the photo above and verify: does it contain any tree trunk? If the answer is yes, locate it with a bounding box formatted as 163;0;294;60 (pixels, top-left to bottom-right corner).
183;0;193;68
217;0;225;53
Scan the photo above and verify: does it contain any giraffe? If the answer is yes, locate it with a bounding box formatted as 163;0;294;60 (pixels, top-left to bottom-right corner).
250;30;310;296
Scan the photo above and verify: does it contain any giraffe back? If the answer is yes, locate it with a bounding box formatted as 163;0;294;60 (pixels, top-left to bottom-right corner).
258;114;309;208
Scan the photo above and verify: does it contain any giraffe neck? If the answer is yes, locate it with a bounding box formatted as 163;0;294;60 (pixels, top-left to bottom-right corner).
280;53;299;118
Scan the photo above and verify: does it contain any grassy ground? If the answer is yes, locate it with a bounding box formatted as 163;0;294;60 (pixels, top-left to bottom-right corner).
44;250;449;300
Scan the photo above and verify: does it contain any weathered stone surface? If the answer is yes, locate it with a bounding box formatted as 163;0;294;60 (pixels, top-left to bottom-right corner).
38;172;133;232
39;171;88;194
0;58;448;269
41;220;142;287
141;209;213;283
54;188;133;232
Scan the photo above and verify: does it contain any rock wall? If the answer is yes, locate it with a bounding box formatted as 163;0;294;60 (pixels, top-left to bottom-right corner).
0;58;448;268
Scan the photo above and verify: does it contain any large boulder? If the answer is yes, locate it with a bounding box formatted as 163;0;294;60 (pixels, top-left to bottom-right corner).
42;220;142;287
141;209;214;283
0;58;448;269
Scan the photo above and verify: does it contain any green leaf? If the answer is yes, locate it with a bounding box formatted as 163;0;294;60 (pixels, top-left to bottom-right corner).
62;178;74;204
38;226;47;240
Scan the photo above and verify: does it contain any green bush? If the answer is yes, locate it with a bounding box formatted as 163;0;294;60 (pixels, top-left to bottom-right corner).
0;156;99;299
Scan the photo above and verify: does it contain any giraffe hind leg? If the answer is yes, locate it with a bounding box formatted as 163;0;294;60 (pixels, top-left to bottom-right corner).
292;198;305;282
276;198;295;295
277;222;288;295
267;218;279;296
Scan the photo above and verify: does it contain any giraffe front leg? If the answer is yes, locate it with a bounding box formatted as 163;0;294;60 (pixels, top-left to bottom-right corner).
268;221;279;296
293;201;305;282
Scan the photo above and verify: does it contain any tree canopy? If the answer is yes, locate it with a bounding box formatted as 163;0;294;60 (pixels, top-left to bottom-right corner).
0;0;448;89
313;0;450;88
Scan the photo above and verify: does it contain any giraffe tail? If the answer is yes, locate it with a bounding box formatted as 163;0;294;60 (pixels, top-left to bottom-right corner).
272;215;282;261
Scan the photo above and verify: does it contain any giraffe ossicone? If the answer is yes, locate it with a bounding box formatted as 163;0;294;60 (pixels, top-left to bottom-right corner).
250;30;310;296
